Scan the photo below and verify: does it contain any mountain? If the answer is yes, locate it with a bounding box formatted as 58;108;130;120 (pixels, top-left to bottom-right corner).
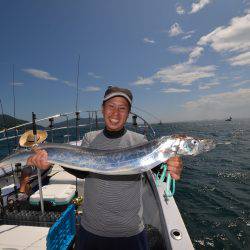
0;114;45;131
0;114;28;130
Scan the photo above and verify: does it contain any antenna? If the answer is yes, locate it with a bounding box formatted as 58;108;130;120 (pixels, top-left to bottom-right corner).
12;64;16;120
75;54;80;112
12;64;18;146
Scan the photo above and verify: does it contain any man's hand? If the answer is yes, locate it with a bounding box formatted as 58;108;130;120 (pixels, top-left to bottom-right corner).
26;148;50;170
166;156;183;180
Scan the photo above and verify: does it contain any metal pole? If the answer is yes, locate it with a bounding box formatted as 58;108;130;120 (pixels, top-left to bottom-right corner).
49;117;54;142
74;112;80;197
32;112;45;214
66;115;70;143
75;111;80;143
95;111;98;129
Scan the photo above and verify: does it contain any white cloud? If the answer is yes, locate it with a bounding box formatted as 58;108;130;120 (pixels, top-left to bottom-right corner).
182;34;192;40
133;63;216;86
169;23;183;37
190;0;212;14
168;46;194;54
154;63;216;85
188;46;204;63
182;88;250;119
10;82;24;86
63;80;75;87
198;13;250;53
232;79;250;87
134;76;154;85
162;88;190;93
176;4;185;15
243;0;250;6
197;12;250;68
199;81;220;90
186;30;196;35
81;86;101;92
143;38;155;44
23;68;58;81
88;72;102;79
228;51;250;66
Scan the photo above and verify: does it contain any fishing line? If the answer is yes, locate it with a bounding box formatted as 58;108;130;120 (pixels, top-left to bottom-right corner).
133;105;162;124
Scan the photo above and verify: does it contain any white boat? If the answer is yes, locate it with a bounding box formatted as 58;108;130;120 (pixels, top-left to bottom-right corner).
0;111;194;249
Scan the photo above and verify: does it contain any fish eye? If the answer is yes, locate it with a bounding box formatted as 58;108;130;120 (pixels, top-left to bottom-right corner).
192;139;197;144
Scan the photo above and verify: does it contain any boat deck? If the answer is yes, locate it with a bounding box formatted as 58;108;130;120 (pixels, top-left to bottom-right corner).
0;224;49;249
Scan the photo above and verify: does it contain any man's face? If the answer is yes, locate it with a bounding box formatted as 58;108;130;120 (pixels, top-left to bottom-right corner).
102;96;130;131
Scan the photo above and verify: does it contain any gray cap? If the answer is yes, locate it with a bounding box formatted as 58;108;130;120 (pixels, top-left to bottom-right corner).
103;86;133;105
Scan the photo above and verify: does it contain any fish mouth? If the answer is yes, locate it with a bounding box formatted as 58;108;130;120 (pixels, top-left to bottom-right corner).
200;139;216;152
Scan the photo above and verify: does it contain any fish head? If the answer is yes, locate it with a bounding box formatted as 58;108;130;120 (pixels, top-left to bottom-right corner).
177;136;216;155
159;135;215;157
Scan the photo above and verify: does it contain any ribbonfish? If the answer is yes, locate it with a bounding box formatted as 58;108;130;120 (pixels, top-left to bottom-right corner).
0;135;215;176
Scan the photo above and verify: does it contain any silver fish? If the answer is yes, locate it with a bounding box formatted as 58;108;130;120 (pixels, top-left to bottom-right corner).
0;135;215;176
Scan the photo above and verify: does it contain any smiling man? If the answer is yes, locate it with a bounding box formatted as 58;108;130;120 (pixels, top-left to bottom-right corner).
75;86;183;250
27;86;183;250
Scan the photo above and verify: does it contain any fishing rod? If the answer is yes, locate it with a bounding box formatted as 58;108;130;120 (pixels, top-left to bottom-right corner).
74;54;81;197
32;112;45;214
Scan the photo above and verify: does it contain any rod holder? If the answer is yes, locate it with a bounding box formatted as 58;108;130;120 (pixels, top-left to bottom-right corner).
32;112;37;136
132;115;138;126
49;118;54;128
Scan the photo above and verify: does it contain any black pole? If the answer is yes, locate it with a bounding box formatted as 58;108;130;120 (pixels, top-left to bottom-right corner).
32;112;37;136
49;117;54;142
95;111;98;129
66;115;70;143
75;111;80;142
75;112;80;197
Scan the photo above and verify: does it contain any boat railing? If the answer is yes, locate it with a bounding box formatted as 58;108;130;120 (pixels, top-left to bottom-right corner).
0;110;156;156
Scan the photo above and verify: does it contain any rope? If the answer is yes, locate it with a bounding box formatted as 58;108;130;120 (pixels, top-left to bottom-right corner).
155;163;175;197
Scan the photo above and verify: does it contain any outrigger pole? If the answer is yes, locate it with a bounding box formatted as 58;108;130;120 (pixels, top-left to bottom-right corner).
32;112;45;214
74;54;81;196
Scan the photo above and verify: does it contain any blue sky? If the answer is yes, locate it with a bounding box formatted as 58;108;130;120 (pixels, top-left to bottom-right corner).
1;0;250;123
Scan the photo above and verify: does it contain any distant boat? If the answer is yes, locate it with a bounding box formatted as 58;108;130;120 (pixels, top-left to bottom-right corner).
225;116;232;121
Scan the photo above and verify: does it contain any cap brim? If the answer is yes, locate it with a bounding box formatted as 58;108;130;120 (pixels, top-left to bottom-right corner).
103;92;132;104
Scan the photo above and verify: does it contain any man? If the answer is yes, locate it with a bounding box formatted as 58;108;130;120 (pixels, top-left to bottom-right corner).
27;86;183;250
